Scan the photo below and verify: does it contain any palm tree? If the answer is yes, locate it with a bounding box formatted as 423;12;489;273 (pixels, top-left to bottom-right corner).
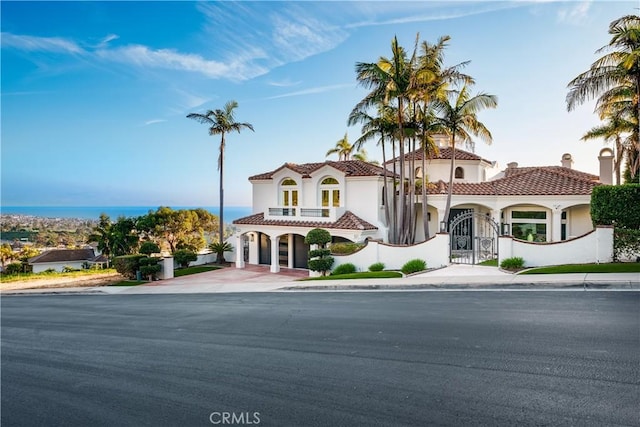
435;85;497;225
567;14;640;182
187;101;254;249
326;133;354;160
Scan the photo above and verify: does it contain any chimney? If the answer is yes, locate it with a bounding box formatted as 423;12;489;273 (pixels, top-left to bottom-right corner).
506;162;518;169
561;153;573;169
598;148;613;185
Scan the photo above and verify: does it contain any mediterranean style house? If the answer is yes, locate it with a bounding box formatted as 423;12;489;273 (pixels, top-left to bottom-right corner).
233;136;613;272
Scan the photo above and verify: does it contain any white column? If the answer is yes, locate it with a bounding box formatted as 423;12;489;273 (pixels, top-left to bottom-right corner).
235;233;245;269
551;208;562;242
270;235;280;273
287;233;294;269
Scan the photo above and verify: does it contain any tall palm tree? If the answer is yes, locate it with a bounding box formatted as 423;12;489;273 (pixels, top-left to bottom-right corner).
567;14;640;182
435;85;497;225
187;101;254;248
326;133;354;160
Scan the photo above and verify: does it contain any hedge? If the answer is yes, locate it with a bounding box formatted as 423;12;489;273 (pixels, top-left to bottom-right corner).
590;184;640;229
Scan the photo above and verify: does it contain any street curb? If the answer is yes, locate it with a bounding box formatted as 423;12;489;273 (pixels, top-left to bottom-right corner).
278;282;640;291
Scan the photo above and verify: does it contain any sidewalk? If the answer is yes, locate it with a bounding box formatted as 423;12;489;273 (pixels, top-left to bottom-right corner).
3;264;638;295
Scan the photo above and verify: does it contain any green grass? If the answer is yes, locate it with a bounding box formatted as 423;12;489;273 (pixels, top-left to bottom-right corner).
520;263;640;274
174;265;221;277
0;268;118;283
109;280;146;286
302;271;403;281
478;259;499;267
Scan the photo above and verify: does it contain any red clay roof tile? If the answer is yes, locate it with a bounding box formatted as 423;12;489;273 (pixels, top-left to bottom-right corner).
233;211;378;230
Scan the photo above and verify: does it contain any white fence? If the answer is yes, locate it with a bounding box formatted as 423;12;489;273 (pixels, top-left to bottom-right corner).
332;233;450;272
498;226;614;267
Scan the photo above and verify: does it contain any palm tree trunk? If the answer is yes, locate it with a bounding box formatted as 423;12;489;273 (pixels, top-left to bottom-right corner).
219;133;225;256
615;137;623;185
397;97;406;244
421;139;429;240
381;135;391;242
391;138;398;244
443;133;456;229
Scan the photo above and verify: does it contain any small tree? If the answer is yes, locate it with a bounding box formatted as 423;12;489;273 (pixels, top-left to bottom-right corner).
113;254;147;279
305;228;334;276
139;257;161;281
209;241;232;264
139;241;161;256
174;249;197;269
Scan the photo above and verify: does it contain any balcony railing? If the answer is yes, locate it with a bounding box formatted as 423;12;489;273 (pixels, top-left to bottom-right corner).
265;206;344;222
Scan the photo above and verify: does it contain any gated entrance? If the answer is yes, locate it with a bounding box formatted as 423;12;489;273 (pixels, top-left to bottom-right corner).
449;210;499;264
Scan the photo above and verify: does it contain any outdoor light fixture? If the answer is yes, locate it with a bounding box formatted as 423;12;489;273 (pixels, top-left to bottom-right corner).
502;224;510;236
440;221;447;232
250;234;255;242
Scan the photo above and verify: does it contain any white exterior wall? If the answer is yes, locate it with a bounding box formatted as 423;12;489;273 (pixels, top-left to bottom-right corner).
158;257;174;280
251;181;274;214
567;205;592;238
498;226;613;267
332;234;450;272
32;261;85;273
344;177;382;226
393;159;492;183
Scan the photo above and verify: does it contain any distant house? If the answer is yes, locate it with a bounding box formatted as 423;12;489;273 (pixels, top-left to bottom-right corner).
28;248;107;273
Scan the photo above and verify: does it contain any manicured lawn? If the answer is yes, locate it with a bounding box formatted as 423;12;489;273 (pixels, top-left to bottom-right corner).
519;263;640;274
302;271;403;281
109;280;146;286
174;266;221;277
478;259;499;267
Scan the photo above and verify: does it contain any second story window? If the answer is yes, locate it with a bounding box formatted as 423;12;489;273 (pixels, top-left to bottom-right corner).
455;167;464;179
320;177;340;207
280;178;298;208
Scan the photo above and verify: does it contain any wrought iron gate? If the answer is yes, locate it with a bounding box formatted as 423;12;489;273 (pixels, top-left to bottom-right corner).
449;211;499;264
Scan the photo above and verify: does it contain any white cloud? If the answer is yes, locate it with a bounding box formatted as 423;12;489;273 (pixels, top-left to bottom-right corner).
97;34;119;48
143;119;166;126
267;83;354;100
1;32;84;54
557;1;591;25
268;79;302;87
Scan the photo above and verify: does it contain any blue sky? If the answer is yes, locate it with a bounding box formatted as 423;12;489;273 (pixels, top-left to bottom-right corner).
1;1;635;207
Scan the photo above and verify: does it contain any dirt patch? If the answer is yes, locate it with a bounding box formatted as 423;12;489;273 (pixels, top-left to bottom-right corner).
0;273;124;291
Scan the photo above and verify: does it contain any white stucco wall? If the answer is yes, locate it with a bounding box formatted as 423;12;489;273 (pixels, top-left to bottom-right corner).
32;261;85;273
567;205;592;238
498;226;613;267
332;233;450;272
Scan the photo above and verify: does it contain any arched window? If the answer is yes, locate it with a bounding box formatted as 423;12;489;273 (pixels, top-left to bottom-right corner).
279;178;298;211
320;176;340;208
454;167;464;179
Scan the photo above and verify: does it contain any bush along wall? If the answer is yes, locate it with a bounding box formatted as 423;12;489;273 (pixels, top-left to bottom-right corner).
591;184;640;261
305;228;334;276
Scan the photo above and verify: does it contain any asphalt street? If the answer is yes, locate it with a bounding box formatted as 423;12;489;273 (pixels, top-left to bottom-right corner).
2;292;639;426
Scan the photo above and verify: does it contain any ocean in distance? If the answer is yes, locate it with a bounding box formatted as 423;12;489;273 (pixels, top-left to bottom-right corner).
1;206;252;223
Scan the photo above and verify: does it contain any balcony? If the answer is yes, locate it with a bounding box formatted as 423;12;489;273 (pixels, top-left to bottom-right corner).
266;206;345;222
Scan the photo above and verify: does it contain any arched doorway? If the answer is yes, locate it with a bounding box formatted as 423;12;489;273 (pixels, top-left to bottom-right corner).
449;211;499;264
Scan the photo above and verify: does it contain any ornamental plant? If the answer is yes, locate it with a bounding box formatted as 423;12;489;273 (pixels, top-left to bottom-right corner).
401;259;426;274
305;228;334;276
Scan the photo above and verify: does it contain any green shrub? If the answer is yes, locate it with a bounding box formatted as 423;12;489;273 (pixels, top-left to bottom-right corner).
309;249;331;258
308;257;334;274
304;228;332;245
332;263;357;275
614;227;640;261
139;257;161;280
591;184;640;229
113;254;146;279
174;249;198;268
139;241;161;256
4;262;24;275
62;265;80;273
401;259;426;274
330;242;364;255
306;228;334;276
368;262;385;272
500;257;525;269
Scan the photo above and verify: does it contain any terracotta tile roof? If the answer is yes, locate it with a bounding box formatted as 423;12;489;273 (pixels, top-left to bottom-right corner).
249;160;396;181
233;211;378;230
388;147;492;164
29;248;95;264
424;166;600;196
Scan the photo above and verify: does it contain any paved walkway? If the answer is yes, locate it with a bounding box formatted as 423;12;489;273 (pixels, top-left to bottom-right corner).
3;264;638;295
